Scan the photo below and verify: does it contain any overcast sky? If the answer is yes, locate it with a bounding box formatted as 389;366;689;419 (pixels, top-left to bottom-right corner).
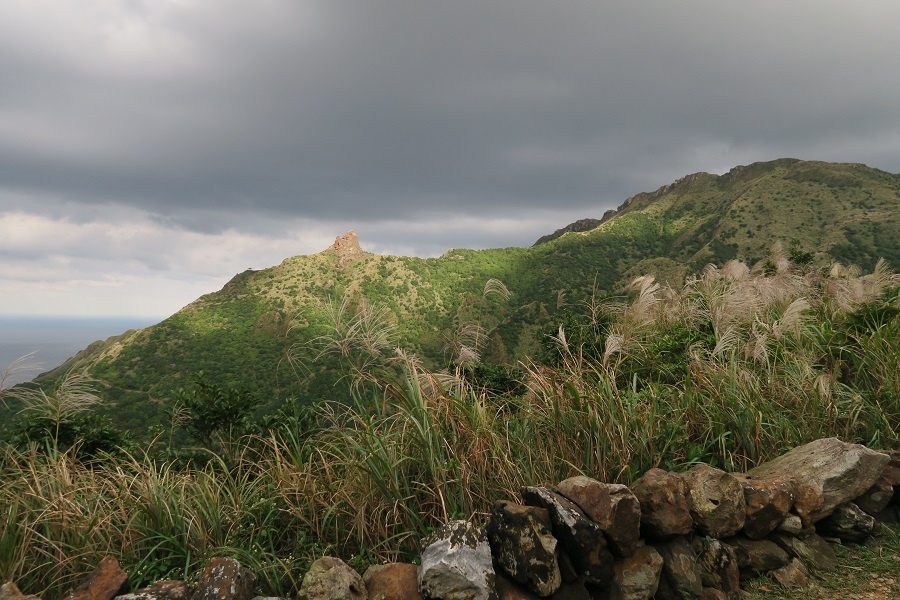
2;1;899;317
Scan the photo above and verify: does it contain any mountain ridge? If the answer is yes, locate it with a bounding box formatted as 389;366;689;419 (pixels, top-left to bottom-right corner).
24;158;900;433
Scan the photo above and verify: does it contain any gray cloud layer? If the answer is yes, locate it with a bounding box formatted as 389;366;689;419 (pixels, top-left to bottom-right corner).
2;1;900;315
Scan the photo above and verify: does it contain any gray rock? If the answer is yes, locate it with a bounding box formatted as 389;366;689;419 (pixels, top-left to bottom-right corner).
521;486;613;586
770;533;838;571
768;558;808;589
607;546;663;600
299;557;366;600
725;537;790;579
486;501;561;597
418;520;497;600
554;477;641;558
652;537;703;600
117;581;192;600
776;514;805;536
815;502;875;544
853;475;894;516
629;469;693;541
747;438;889;523
682;464;746;539
692;539;739;596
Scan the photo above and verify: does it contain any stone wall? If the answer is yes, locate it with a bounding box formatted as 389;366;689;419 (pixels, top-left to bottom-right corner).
5;438;898;600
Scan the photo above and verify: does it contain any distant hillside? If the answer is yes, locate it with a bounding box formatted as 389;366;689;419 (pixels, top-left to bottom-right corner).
31;158;900;432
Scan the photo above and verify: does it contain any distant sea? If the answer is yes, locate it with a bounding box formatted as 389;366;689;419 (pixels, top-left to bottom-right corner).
0;316;159;388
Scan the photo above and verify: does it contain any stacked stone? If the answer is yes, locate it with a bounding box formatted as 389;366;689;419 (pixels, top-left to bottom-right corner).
3;439;898;600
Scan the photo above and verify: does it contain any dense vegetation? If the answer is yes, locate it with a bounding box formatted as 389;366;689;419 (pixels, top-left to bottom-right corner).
1;251;898;598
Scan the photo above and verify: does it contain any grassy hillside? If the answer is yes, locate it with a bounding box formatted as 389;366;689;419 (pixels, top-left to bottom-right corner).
18;158;900;434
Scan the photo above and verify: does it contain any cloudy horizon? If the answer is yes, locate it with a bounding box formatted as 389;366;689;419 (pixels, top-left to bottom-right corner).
2;1;900;317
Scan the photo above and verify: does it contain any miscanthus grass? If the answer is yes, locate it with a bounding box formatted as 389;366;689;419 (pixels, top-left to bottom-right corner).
1;257;898;597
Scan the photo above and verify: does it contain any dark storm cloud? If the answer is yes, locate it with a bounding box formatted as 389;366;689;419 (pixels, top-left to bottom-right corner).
2;1;899;232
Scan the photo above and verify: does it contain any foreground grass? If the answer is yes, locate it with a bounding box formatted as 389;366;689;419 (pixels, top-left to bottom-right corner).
1;257;898;598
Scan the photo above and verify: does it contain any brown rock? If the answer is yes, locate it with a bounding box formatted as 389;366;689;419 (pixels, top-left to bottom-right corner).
547;579;591;600
486;501;561;597
630;469;693;540
521;487;613;586
0;582;42;600
652;537;702;600
363;564;421;600
607;546;663;600
692;539;739;596
730;473;795;539
300;557;365;600
699;589;725;600
116;580;192;600
64;555;129;600
193;558;257;600
555;477;641;558
768;558;808;589
493;572;539;600
747;438;890;523
683;465;746;539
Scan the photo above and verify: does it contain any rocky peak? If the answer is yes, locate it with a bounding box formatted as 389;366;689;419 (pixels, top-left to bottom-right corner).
332;230;364;268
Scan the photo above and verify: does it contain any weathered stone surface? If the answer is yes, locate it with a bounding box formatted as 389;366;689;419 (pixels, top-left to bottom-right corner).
0;582;42;600
493;573;539;600
193;558;257;600
363;563;421;600
682;464;746;539
776;515;805;536
770;533;838;571
747;437;890;522
699;589;725;600
692;539;739;596
815;502;875;544
418;520;496;600
64;555;129;600
554;477;641;558
853;475;895;516
607;546;663;600
486;501;561;597
116;580;192;600
730;473;795;540
652;537;703;600
629;469;693;541
725;537;790;579
521;486;613;586
768;558;808;589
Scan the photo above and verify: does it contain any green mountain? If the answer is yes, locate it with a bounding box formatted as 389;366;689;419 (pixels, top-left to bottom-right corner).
32;158;900;432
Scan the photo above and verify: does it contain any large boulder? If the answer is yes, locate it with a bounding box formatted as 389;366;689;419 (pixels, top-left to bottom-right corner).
521;487;613;586
629;469;693;540
747;438;889;523
298;557;365;600
64;556;129;600
418;520;496;600
363;563;421;600
730;473;795;540
682;464;746;539
607;546;663;600
486;501;561;597
554;477;641;558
